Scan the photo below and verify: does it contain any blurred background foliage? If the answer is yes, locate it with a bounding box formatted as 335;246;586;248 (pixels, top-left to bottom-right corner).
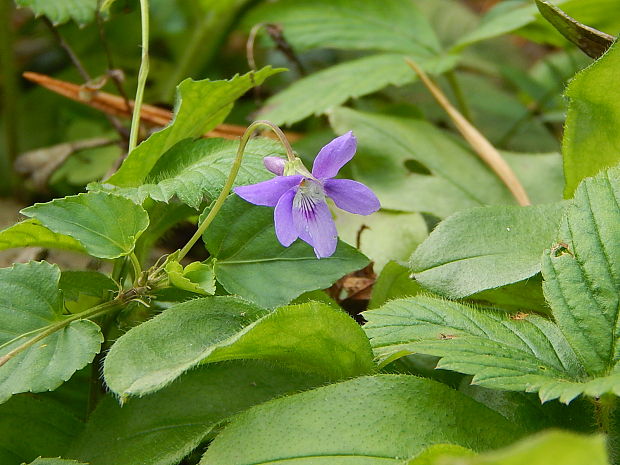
0;0;619;265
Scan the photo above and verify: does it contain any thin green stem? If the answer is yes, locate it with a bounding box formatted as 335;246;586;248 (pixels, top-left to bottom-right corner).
176;120;296;261
127;0;150;153
445;70;472;122
129;251;142;282
0;292;137;369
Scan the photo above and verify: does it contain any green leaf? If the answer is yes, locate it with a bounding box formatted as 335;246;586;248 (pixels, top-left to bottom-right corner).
69;362;326;465
329;107;515;218
0;219;86;254
165;260;216;295
21;192;149;259
100;138;283;209
0;392;84;465
542;166;620;376
368;261;422;310
0;262;102;404
410;203;566;298
562;41;620;197
536;0;614;59
407;444;474;464
244;0;441;55
106;67;284;187
59;271;117;313
260;53;457;127
454;2;540;50
15;0;97;25
26;459;88;465
59;271;117;302
200;375;524;465
408;431;608;465
334;210;428;272
363;291;620;403
104;297;374;398
203;196;369;308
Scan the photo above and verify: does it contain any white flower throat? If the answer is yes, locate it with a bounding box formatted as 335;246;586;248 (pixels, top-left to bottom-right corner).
293;179;325;217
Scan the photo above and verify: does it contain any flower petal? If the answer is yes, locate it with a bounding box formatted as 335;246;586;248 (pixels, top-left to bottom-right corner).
234;175;303;207
274;188;298;247
311;131;357;180
324;178;381;215
263;156;286;176
293;197;338;258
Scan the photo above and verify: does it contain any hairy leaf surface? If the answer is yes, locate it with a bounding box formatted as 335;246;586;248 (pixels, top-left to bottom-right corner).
563;41;620;197
70;362;326;465
0;262;102;404
21;192;149;259
411;203;565;298
104;297;374;397
200;375;523;465
106;67;283;187
0;219;86;254
100;138;282;209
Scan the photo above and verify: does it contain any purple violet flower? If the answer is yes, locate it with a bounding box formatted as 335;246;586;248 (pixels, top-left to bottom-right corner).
234;131;380;258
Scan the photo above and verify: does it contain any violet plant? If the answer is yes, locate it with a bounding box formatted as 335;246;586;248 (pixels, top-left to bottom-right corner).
1;1;620;465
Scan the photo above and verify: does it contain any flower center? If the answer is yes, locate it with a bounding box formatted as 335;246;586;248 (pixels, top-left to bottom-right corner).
293;179;325;218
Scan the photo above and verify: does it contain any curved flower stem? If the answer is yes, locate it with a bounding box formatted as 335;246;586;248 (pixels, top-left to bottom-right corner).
127;0;150;153
176;120;295;262
0;289;139;369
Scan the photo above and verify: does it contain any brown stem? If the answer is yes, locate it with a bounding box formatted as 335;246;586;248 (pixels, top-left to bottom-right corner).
406;59;531;207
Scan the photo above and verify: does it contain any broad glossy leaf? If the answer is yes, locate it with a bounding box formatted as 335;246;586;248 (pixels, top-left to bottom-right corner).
543;166;620;376
0;262;102;403
408;431;608;465
102;138;283;209
334;210;427;272
260;54;457;127
15;0;97;25
368;261;422;310
200;375;524;465
69;362;326;465
0;392;84;465
562;41;620;197
104;297;374;397
106;67;283;187
0;219;85;254
21;192;149;259
204;196;369;308
410;202;565;298
244;0;441;55
329;107;515;218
